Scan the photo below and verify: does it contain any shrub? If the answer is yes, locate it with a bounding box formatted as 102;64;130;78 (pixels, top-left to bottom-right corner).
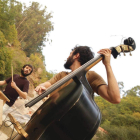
95;125;140;140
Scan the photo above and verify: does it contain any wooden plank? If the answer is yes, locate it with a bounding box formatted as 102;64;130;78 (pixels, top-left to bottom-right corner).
0;99;3;125
0;91;10;105
8;113;28;138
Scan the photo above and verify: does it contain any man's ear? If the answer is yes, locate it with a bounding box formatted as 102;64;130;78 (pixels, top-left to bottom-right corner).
73;53;80;59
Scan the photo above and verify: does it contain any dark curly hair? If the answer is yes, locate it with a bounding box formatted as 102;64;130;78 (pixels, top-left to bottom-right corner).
22;64;33;74
72;46;95;65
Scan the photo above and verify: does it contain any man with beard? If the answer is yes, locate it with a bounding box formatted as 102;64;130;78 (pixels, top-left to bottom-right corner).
35;46;120;104
0;64;33;111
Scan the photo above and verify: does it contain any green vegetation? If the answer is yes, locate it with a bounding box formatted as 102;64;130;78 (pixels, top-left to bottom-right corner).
93;84;140;140
0;0;54;86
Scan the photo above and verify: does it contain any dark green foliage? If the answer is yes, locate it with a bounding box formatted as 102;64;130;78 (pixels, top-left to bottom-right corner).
0;47;13;79
0;31;7;46
0;0;19;44
94;84;140;139
110;114;140;129
95;125;140;140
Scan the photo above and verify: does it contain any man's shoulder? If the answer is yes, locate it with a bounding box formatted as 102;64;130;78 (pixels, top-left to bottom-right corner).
60;71;97;76
58;71;70;76
87;71;96;75
86;71;100;78
12;74;20;79
14;74;19;77
49;71;69;84
24;77;29;83
18;75;29;83
23;78;29;85
53;71;70;80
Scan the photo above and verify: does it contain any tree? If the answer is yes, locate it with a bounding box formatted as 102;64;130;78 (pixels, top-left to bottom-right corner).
0;0;21;46
0;47;13;80
0;31;7;46
16;2;54;56
123;86;140;97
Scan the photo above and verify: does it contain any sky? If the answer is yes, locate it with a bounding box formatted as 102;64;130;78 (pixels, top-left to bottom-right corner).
19;0;140;91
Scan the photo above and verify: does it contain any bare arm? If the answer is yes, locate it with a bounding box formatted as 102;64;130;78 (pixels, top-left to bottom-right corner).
35;81;52;95
97;49;120;104
0;80;7;86
11;82;27;99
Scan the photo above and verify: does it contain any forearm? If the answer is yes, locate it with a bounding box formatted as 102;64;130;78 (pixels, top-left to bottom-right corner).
105;64;120;103
14;86;27;99
35;81;52;95
0;80;7;86
39;81;52;88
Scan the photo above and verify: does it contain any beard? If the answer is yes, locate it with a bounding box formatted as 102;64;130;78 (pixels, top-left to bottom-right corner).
64;55;74;69
21;69;31;77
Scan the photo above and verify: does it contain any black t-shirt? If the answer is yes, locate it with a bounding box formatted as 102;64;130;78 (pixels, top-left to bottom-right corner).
3;74;29;106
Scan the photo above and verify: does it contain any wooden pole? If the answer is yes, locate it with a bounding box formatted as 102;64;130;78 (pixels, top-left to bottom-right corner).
0;99;3;125
11;64;13;82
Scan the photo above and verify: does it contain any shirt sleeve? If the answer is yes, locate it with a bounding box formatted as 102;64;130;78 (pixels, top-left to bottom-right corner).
5;77;12;84
48;71;67;85
87;71;107;94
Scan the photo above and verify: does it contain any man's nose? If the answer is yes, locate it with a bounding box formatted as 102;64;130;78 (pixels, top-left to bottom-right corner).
26;69;29;73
